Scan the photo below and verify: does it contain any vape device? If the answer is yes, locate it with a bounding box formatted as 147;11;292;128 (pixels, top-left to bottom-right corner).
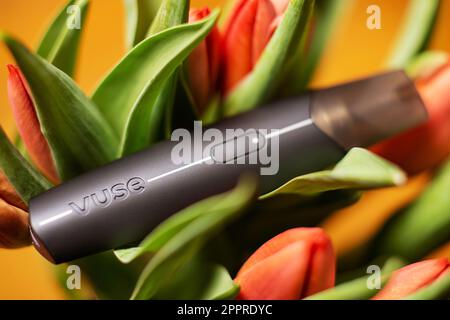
29;71;427;263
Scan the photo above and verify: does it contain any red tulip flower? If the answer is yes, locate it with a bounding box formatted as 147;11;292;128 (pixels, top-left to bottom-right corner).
235;228;335;300
371;62;450;175
187;7;221;114
222;0;289;95
7;64;59;183
373;258;450;300
0;170;29;248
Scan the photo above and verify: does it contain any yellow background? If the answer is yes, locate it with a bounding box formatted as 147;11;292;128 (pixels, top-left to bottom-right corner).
0;0;449;299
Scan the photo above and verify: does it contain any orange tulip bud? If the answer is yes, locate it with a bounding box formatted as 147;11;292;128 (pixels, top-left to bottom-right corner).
187;7;221;114
371;62;450;175
222;0;279;95
0;170;30;248
7;64;59;184
271;0;290;15
373;258;449;300
235;228;336;300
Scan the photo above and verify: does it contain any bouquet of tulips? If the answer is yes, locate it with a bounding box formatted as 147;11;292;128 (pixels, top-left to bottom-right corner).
0;0;449;300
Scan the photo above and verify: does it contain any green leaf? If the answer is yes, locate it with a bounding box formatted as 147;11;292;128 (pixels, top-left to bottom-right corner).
13;1;90;163
284;0;355;93
153;257;239;300
260;148;406;200
115;188;215;263
128;177;257;300
306;257;405;300
0;127;51;203
386;0;440;68
145;0;189;143
115;176;257;264
124;0;161;50
148;0;189;36
224;0;314;116
2;34;119;180
36;0;90;77
406;272;450;300
201;95;221;125
159;79;198;143
14;134;32;163
406;50;449;79
375;158;450;261
91;10;219;156
74;252;142;300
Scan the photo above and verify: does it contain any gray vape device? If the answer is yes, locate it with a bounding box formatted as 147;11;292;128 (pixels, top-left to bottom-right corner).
29;71;427;264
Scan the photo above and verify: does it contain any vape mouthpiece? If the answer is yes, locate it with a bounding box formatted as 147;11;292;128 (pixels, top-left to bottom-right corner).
311;71;428;149
29;70;427;264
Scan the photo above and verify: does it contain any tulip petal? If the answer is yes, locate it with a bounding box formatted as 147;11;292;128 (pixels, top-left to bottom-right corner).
187;7;222;113
304;233;336;296
236;242;311;300
270;0;290;15
406;268;450;300
235;228;336;299
223;0;277;94
252;0;277;65
306;257;406;300
222;0;249;33
0;197;30;249
187;40;211;110
237;228;331;276
0;142;37;249
373;258;449;300
7;65;59;183
206;26;221;94
223;0;258;94
224;0;315;115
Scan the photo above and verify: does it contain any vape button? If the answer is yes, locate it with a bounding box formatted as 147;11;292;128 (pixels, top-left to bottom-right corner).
210;130;266;164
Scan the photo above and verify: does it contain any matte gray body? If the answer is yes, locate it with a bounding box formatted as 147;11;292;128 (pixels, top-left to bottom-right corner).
29;95;343;263
29;71;427;264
